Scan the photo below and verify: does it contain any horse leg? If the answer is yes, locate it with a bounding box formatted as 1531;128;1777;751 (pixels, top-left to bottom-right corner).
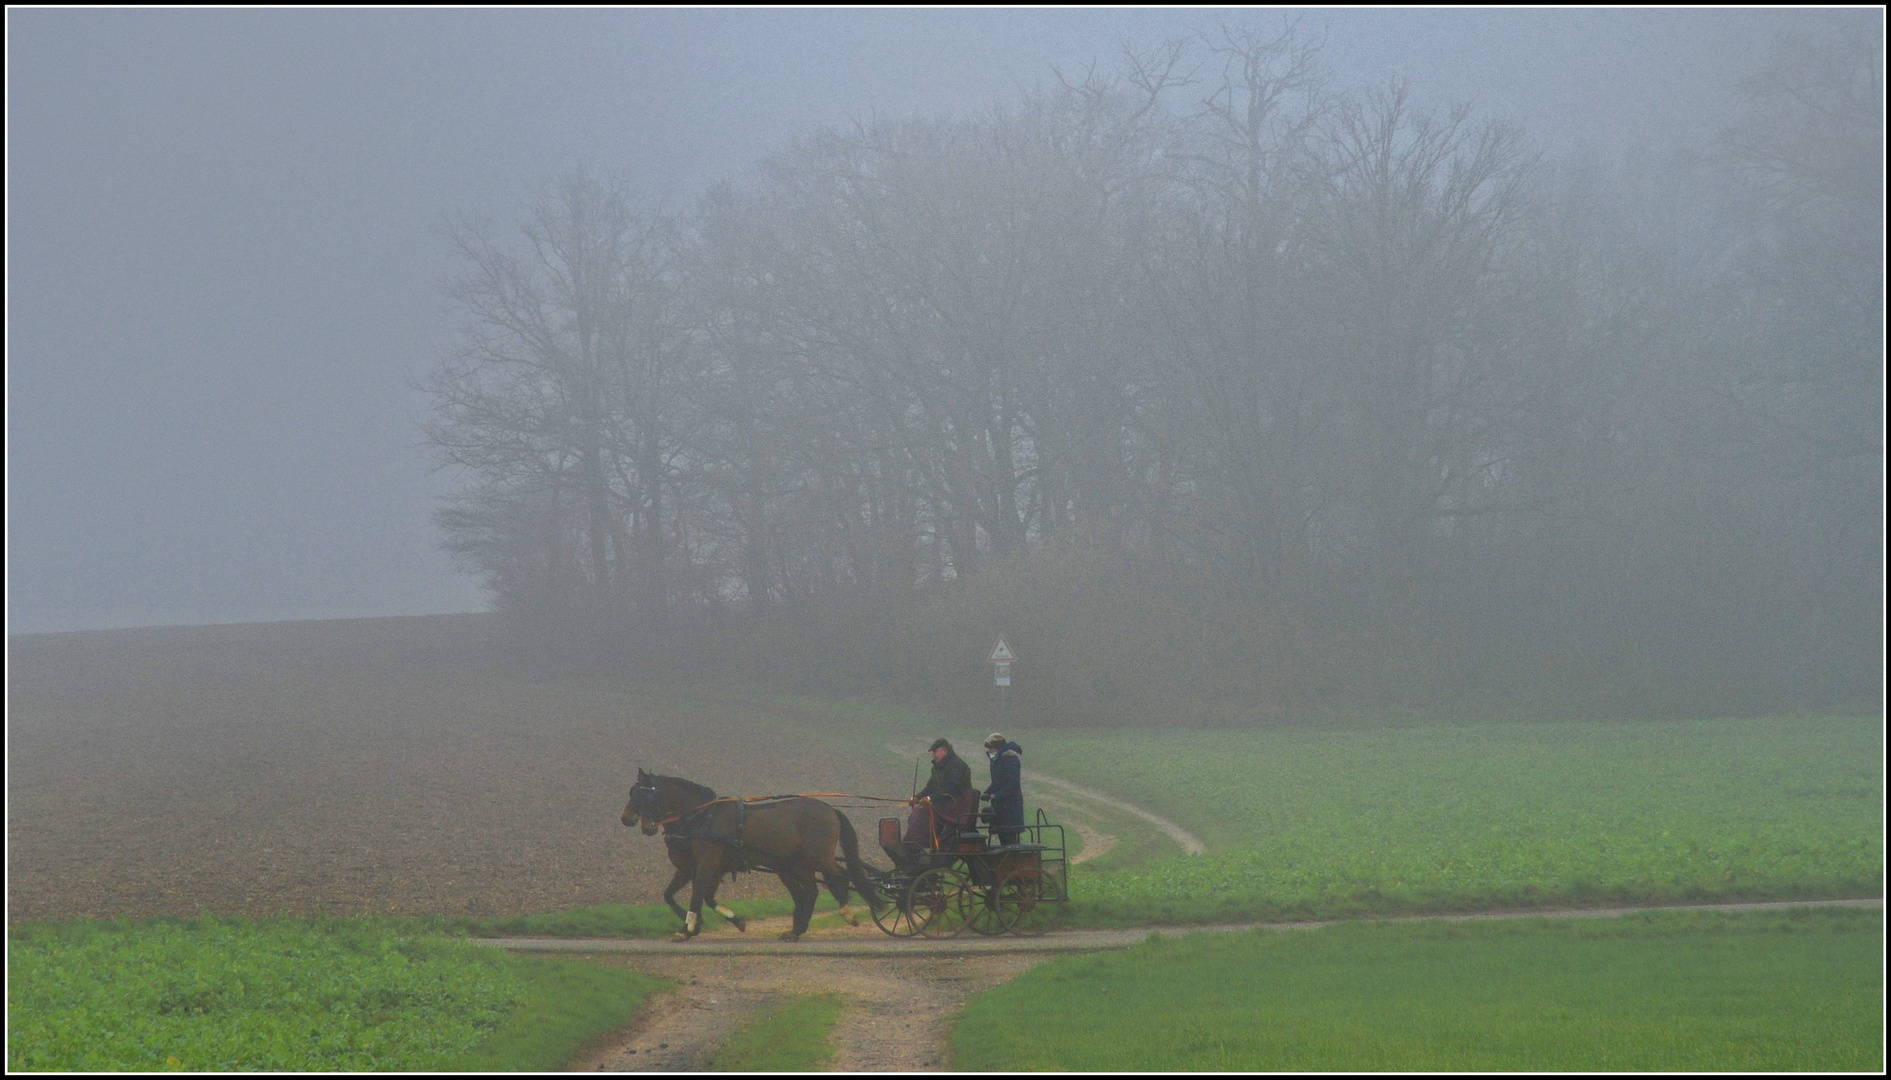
777;868;818;942
816;856;861;926
698;876;747;932
713;900;746;932
662;861;690;923
675;847;719;942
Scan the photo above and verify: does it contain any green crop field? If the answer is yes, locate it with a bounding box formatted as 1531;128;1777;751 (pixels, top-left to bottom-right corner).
693;696;1882;925
952;907;1885;1072
6;916;662;1072
1011;715;1883;924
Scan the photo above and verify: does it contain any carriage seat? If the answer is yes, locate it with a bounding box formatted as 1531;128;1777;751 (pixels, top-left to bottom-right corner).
879;799;985;867
878;817;910;866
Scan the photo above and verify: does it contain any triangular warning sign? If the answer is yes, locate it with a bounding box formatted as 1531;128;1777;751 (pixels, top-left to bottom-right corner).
988;637;1016;663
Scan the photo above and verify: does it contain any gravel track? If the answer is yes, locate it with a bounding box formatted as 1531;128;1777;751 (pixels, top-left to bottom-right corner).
1031;773;1205;854
489;896;1884;957
565;951;1044;1072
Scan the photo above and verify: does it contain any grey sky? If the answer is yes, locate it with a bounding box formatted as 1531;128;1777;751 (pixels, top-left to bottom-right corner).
6;8;1870;634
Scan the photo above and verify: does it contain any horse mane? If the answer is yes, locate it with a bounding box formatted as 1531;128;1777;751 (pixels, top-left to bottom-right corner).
654;774;717;803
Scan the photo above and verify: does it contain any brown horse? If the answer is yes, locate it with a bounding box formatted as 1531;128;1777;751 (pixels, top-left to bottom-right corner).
622;769;879;941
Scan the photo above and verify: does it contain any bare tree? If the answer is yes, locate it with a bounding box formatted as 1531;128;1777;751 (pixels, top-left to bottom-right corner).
424;169;683;625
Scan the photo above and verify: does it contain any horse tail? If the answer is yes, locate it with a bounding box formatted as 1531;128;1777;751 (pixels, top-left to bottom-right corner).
833;809;881;912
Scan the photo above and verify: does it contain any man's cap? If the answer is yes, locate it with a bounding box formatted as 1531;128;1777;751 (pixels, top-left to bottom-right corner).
984;732;1006;748
929;738;953;752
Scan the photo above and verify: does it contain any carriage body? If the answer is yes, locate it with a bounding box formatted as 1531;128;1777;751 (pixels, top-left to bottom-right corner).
868;807;1067;937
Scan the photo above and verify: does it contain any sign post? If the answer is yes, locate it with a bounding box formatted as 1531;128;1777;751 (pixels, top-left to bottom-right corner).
988;637;1016;728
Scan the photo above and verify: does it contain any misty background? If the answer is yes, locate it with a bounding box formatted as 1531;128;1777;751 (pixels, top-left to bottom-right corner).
7;9;1881;721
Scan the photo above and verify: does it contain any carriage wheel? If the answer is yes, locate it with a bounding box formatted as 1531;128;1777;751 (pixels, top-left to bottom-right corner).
910;867;970;938
870;876;927;937
995;866;1059;936
965;876;1009;936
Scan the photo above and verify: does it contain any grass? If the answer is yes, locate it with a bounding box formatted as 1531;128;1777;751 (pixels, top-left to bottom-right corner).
1017;715;1883;925
952;906;1885;1072
6;915;662;1072
709;994;845;1072
446;953;661;1072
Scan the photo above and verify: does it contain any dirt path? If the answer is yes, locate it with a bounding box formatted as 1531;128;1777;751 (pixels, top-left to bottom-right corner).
1029;790;1115;863
1028;773;1206;855
567;952;1045;1072
491;897;1884;958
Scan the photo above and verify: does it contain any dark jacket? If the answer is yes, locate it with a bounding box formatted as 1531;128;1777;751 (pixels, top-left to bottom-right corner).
985;742;1023;805
918;750;973;803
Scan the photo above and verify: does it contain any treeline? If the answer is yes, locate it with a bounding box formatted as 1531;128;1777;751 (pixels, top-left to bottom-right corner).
423;27;1882;722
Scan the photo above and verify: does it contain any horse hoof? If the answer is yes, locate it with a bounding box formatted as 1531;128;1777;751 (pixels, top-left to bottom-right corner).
730;917;747;933
672;932;691;943
842;911;860;927
777;932;801;942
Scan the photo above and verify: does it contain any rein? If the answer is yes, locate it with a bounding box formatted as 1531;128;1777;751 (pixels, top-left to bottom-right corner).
637;790;915;829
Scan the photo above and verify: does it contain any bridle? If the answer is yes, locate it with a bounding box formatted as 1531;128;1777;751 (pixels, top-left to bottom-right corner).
629;778;721;829
628;779;668;827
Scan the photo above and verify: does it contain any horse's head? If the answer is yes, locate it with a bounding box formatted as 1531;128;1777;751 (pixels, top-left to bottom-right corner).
624;768;664;835
622;769;716;836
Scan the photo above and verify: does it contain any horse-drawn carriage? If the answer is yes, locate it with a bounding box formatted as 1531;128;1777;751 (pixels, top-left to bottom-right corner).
623;771;1066;941
865;800;1067;938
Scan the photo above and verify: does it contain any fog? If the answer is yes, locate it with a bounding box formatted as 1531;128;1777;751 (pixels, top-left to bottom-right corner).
7;10;1882;716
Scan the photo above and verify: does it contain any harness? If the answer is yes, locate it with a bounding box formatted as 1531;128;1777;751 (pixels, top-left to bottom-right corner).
670;798;769;877
635;787;912;882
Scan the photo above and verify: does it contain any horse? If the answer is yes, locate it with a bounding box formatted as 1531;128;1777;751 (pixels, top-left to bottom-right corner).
622;769;880;942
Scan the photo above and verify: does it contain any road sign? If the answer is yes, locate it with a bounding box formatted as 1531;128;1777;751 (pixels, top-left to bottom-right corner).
993;662;1011;687
988;637;1016;664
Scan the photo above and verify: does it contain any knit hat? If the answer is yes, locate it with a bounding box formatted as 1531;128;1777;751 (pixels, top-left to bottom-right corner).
984;732;1006;749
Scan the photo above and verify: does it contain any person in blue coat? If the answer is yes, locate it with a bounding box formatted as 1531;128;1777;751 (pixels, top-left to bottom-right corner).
981;733;1025;846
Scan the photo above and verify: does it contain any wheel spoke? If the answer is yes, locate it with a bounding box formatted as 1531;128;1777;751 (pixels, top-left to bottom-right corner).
913;868;969;938
966;879;1007;936
871;875;927;937
996;866;1059;936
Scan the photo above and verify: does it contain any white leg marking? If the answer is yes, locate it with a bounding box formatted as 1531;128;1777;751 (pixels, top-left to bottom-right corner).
714;904;738;920
685;910;699;933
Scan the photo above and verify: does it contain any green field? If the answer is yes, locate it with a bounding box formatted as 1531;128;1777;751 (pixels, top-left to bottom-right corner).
1007;715;1883;923
6;917;662;1072
952;907;1885;1072
699;697;1882;924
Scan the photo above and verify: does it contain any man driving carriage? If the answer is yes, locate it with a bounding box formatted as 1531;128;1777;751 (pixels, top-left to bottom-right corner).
901;738;978;860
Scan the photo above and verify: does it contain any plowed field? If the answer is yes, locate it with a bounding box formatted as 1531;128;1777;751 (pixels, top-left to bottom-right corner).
8;615;902;921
